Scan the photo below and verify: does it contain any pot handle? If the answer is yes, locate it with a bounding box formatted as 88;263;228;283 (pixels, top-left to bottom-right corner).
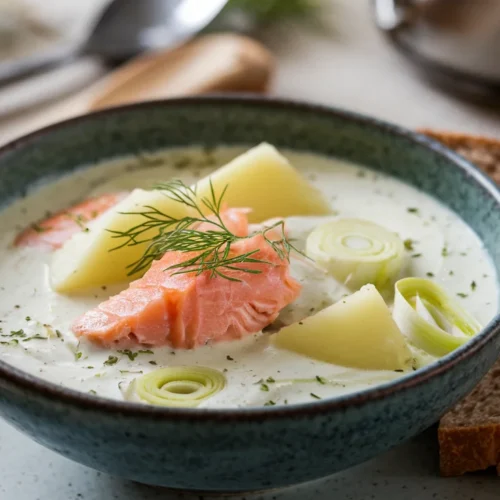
372;0;418;32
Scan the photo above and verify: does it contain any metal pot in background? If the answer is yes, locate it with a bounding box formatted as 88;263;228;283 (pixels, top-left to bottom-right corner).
373;0;500;100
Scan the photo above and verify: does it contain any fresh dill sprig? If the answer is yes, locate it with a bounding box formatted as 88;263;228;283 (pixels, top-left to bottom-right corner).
108;180;299;281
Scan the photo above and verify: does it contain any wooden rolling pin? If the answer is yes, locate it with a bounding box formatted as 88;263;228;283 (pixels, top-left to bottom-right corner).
0;33;274;144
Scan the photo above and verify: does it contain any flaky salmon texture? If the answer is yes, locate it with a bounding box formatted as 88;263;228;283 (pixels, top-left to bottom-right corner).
72;208;302;349
15;192;127;250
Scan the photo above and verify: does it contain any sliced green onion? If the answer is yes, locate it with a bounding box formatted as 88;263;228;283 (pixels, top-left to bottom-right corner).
134;366;226;408
306;218;404;290
392;278;481;357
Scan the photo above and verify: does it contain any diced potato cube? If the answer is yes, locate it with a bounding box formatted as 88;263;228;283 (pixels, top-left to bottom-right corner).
272;284;412;370
195;143;332;223
51;189;189;292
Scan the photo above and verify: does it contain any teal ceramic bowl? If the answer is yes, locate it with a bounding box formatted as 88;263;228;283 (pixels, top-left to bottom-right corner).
0;97;499;492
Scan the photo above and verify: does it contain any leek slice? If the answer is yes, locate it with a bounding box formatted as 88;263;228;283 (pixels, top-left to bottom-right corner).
134;366;226;408
306;218;404;290
392;278;481;357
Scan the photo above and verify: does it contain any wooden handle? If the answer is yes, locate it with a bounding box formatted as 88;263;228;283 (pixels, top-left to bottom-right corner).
0;34;274;146
89;33;275;111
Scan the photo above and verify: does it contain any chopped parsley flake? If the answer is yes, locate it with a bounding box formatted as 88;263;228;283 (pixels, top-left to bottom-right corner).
266;377;276;383
316;376;327;385
264;400;276;406
23;335;48;342
403;239;414;251
88;390;97;395
226;355;234;361
25;316;31;321
0;339;18;346
471;281;477;291
457;293;468;298
5;329;26;338
32;223;49;233
260;383;270;392
407;207;419;214
449;270;454;276
149;361;157;365
442;247;449;257
117;349;138;361
426;272;434;278
138;349;153;355
310;393;321;400
411;253;422;258
75;351;83;360
104;355;119;366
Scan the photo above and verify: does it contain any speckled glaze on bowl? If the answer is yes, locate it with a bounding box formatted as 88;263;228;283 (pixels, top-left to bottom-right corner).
0;97;498;492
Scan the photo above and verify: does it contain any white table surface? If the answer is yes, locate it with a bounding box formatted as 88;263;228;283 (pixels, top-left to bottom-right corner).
1;1;500;498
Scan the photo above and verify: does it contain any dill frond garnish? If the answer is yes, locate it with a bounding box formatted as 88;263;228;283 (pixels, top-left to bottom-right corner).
108;180;298;281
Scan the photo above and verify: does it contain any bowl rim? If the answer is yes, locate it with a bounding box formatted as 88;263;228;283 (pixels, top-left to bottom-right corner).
0;94;499;421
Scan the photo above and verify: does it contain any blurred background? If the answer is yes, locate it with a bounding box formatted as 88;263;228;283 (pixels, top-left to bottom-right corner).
0;0;500;145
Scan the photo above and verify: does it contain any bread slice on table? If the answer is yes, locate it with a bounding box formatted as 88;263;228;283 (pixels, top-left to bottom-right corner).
420;129;500;477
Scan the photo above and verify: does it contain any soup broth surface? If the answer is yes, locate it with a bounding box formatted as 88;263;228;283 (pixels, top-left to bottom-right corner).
0;147;497;408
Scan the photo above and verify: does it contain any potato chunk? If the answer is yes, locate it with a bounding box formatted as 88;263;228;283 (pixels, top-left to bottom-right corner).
272;285;412;370
195;143;332;222
51;189;189;292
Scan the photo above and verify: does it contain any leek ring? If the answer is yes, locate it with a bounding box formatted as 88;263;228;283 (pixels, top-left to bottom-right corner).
134;366;226;408
306;218;404;290
392;278;481;357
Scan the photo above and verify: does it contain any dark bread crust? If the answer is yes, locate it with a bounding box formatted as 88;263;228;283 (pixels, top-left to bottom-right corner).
420;129;500;184
420;129;500;477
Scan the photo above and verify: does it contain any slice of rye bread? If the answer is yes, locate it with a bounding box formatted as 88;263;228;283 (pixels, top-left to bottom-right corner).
420;129;500;477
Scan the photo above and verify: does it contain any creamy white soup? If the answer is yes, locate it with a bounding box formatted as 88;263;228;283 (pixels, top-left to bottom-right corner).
0;146;497;408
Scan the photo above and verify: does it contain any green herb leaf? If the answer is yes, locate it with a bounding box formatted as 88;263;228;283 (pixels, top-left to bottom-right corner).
260;383;270;392
23;335;48;342
310;393;321;400
104;355;119;366
7;329;26;338
109;180;301;281
403;239;414;251
264;400;276;406
315;376;327;385
117;349;138;361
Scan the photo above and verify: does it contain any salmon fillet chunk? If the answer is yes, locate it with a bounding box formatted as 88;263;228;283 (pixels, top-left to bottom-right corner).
15;192;126;250
72;209;301;348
